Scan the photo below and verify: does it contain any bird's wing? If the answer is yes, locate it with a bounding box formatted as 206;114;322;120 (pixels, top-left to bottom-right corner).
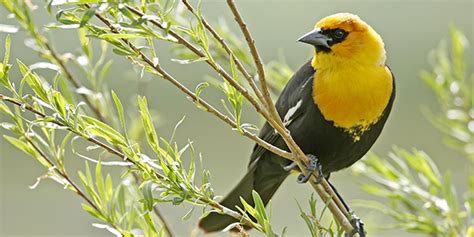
249;60;315;165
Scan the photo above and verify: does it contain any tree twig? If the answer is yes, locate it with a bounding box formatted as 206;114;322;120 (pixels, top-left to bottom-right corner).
4;7;176;231
225;1;357;235
122;4;270;121
88;3;356;235
176;0;265;104
22;136;125;234
88;7;294;161
0;94;260;233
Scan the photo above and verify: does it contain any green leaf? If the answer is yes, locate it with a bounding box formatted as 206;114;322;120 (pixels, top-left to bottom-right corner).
78;28;92;58
52;91;67;118
112;48;135;56
95;161;106;204
81;115;127;146
100;33;148;39
142;181;154;212
1;35;12;86
137;96;159;153
111;90;126;131
81;203;107;222
0;102;14;118
252;190;267;220
17;60;50;102
240;196;256;218
80;8;96;28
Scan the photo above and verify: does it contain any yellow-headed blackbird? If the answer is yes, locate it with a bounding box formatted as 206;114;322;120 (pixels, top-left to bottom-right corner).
199;13;395;234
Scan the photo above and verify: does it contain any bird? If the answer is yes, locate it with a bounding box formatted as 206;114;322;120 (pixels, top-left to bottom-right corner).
199;12;395;235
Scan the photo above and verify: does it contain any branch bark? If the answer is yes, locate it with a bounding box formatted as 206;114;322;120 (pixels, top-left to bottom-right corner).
86;2;357;235
226;1;357;235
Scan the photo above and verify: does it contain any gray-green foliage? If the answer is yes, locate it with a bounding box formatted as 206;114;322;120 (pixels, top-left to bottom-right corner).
0;0;290;236
352;28;473;237
0;0;472;237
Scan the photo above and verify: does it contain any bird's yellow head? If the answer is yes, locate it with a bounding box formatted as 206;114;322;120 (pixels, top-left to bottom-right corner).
298;13;386;69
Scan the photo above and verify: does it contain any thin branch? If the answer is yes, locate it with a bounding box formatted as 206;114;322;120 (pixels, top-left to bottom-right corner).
123;4;270;122
25;136;99;211
89;4;356;235
43;43;106;122
89;7;294;161
3;6;175;230
0;94;155;177
225;1;357;235
0;96;261;232
225;0;275;115
177;0;265;104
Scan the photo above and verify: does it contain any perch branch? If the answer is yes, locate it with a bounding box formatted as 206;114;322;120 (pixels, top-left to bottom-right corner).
225;1;357;235
88;3;356;235
89;6;294;161
122;4;268;119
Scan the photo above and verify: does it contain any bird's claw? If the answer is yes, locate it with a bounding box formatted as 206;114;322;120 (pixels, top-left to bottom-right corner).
296;154;323;184
344;214;366;237
283;161;298;171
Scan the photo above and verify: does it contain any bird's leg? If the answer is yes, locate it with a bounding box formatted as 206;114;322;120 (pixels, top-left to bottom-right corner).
290;154;323;184
345;215;365;237
328;181;366;237
283;155;322;183
283;161;298;171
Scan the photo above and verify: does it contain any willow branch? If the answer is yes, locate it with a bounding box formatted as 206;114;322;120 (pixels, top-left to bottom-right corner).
123;4;270;121
25;137;99;210
89;7;293;161
225;1;276;116
0;94;155;176
176;0;265;104
6;6;176;230
23;137;124;233
89;3;354;235
225;1;357;235
0;93;260;233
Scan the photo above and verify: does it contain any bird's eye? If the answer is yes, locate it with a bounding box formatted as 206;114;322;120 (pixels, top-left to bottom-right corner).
333;29;346;39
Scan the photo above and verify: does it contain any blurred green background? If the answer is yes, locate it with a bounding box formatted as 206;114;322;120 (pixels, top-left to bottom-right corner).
0;0;472;236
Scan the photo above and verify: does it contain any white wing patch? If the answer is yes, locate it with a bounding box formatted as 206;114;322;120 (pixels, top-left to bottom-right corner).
283;100;302;127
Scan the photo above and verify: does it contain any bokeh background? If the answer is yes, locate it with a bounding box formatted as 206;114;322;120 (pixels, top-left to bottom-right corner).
0;0;473;236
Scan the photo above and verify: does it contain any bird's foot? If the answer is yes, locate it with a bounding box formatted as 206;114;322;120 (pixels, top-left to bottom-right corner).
295;154;323;184
344;214;366;237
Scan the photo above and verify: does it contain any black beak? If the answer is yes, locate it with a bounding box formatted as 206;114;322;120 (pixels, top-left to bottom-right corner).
297;29;331;49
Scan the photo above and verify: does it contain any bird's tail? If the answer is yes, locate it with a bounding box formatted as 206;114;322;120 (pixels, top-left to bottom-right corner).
198;158;289;233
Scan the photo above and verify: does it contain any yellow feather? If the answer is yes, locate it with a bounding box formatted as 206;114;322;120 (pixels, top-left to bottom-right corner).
310;13;393;137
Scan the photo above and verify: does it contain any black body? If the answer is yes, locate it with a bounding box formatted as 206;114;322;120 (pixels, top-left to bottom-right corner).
199;60;395;232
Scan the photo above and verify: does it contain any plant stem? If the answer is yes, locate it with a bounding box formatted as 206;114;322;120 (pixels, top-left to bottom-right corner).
225;1;357;235
177;0;265;104
88;6;293;161
23;137;124;233
86;2;356;235
122;4;270;121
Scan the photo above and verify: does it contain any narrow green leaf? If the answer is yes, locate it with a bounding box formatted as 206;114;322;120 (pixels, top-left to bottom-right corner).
80;8;96;27
17;60;50;102
137;96;159;153
53;91;67;118
101;33;148;39
142;181;154;211
111;90;126;130
81;115;126;145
